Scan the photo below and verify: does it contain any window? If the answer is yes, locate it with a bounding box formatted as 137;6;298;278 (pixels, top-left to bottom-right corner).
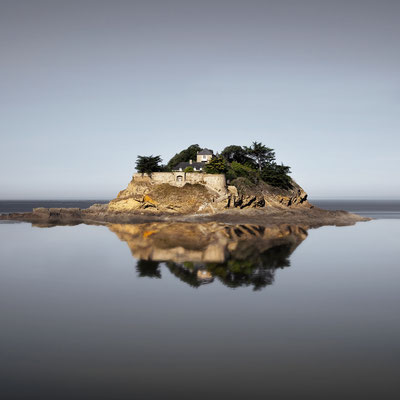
177;175;183;182
202;155;207;160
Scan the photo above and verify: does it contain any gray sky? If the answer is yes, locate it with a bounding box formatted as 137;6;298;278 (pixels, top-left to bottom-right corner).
0;0;399;199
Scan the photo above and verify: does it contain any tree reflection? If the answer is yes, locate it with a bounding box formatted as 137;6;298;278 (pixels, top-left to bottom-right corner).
136;259;162;279
110;222;307;291
162;243;293;291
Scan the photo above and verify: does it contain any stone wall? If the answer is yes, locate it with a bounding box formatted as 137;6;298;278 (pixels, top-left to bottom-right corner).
132;172;227;193
203;174;227;193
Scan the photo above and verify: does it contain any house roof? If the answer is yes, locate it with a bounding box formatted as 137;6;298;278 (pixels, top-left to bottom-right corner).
197;148;213;155
173;161;206;170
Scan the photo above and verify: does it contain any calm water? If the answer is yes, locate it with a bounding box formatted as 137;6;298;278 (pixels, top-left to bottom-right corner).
0;200;109;214
312;199;400;219
0;201;399;399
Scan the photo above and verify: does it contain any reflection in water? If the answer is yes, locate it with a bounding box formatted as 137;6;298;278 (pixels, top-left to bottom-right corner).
110;222;308;290
136;259;162;279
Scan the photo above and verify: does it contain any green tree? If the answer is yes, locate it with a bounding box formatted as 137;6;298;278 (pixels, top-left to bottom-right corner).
135;155;162;174
184;166;194;172
261;164;292;189
204;156;228;174
221;145;252;165
167;144;202;170
159;164;170;172
228;161;258;183
244;141;275;171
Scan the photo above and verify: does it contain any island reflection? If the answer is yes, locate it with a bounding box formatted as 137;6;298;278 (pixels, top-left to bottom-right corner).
110;222;308;291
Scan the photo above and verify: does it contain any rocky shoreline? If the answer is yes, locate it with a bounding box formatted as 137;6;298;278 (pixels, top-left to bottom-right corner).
0;175;371;228
0;202;369;229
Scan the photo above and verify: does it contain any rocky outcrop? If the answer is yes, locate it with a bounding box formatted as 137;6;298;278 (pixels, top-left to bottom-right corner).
0;202;369;228
108;173;233;214
109;181;223;213
227;178;308;209
108;173;309;214
0;174;369;228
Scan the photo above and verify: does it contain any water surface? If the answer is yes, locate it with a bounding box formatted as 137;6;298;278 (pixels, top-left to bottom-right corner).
0;201;399;399
312;199;400;219
0;200;108;214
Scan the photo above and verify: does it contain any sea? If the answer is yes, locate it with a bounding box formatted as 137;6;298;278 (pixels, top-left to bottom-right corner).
0;199;399;399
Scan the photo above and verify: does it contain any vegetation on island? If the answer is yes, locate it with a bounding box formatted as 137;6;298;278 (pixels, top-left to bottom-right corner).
166;144;201;171
135;141;292;190
135;155;164;174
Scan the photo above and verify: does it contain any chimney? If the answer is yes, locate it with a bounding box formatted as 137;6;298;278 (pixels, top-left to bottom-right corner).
189;159;192;164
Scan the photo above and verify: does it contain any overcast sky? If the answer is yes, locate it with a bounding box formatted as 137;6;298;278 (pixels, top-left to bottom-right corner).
0;0;399;199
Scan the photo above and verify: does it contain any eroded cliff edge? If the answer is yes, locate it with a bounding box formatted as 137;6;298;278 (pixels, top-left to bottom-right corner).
108;172;308;214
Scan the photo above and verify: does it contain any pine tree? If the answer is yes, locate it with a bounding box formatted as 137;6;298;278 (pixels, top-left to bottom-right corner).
135;155;162;174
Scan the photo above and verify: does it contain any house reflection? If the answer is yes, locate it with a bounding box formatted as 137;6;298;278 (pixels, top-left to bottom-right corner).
110;222;308;291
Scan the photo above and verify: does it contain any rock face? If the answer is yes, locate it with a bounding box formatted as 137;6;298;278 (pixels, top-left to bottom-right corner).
227;177;308;209
108;173;309;214
109;182;218;213
0;173;369;228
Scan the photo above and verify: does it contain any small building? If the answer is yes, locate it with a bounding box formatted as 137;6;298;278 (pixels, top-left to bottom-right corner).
196;148;213;163
173;160;207;172
172;148;214;171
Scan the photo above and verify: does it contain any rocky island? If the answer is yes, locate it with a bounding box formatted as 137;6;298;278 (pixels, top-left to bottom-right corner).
0;143;368;228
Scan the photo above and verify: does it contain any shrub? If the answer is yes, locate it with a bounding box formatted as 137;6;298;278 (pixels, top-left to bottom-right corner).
229;161;258;183
225;168;237;182
230;177;256;192
184;166;194;172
